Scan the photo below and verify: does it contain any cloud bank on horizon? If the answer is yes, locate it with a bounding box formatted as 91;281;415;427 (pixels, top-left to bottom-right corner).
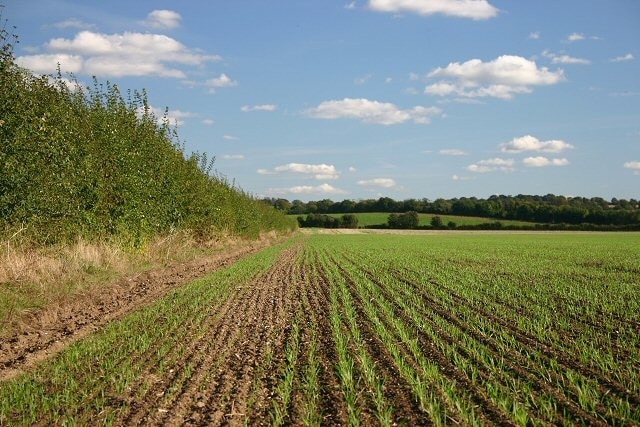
8;0;639;200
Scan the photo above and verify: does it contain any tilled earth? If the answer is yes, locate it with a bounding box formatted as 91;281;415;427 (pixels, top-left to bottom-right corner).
2;235;637;426
0;239;276;383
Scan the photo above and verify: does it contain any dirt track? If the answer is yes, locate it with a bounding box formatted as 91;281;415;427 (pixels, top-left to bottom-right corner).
0;238;278;382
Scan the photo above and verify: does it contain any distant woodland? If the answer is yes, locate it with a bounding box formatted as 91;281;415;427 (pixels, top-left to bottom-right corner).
263;195;640;229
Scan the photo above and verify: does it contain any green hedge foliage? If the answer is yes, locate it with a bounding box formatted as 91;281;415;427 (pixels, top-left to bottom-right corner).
0;24;295;245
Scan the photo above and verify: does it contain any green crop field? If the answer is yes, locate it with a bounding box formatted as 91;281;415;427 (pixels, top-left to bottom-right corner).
294;212;538;228
1;232;639;425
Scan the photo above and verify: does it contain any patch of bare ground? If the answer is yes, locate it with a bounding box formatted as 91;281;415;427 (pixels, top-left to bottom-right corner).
0;234;287;382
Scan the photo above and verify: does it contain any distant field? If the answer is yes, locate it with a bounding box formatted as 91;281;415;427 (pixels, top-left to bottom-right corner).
292;212;537;227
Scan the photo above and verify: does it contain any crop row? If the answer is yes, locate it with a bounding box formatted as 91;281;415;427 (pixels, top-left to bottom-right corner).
1;233;638;425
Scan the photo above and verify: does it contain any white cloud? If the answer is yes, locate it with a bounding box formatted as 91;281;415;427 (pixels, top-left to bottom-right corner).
624;161;640;175
543;50;590;65
222;154;245;160
611;53;634;63
241;104;277;112
17;30;221;78
500;135;574;153
259;163;340;180
306;98;442;125
440;148;468;155
426;55;564;99
269;183;348;196
357;178;397;188
52;18;96;31
551;55;589;65
144;10;182;29
348;166;357;172
223;135;239;141
345;1;357;10
368;0;499;20
528;31;540;40
16;53;84;73
467;158;515;173
205;73;238;93
142;106;196;126
202;118;215;125
523;157;569;167
452;174;473;181
567;32;585;42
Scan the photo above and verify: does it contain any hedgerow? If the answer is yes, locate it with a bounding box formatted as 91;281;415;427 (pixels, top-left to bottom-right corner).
0;19;295;245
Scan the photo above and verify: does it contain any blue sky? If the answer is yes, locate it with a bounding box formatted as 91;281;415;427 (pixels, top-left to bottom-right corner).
6;0;640;201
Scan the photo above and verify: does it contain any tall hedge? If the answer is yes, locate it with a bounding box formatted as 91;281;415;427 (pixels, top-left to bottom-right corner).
0;23;295;245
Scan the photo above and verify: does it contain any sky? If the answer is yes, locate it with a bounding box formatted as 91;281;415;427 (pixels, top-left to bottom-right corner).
5;0;640;201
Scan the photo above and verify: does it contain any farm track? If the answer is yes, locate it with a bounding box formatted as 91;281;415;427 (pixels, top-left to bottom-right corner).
0;238;280;382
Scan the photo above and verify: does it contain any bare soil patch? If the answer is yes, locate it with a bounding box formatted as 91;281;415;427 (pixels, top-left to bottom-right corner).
0;235;286;382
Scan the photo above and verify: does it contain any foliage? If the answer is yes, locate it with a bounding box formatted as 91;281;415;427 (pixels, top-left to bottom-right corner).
387;211;419;229
264;194;640;227
0;22;295;245
297;213;358;229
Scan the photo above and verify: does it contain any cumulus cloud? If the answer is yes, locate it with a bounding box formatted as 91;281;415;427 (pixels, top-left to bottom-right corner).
624;161;640;175
306;98;442;125
223;135;239;141
138;106;197;126
268;183;348;196
202;118;215;125
425;55;564;100
16;53;84;74
357;178;397;188
17;30;221;78
523;157;569;167
611;53;634;63
258;163;340;180
368;0;499;20
500;135;574;153
528;31;540;40
241;104;277;112
144;10;182;29
222;154;245;160
567;32;585;42
467;158;515;173
205;73;238;93
440;148;468;155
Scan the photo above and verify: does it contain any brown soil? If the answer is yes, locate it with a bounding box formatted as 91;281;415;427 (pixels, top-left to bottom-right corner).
0;236;283;382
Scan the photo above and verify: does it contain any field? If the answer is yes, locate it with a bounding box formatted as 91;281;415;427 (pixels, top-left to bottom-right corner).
317;212;537;228
1;232;639;425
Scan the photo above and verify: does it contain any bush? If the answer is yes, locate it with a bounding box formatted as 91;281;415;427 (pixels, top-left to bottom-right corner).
388;211;419;229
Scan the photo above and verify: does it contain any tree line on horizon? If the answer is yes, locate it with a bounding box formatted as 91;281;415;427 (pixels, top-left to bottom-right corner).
264;194;640;227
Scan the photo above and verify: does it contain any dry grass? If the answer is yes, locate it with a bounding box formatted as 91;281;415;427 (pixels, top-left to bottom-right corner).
0;230;260;334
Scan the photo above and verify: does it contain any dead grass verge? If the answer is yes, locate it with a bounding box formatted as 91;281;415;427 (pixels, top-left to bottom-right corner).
0;230;293;337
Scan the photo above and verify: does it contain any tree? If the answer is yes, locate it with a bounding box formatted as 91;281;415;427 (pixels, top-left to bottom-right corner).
340;214;358;228
388;211;419;229
430;216;443;229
